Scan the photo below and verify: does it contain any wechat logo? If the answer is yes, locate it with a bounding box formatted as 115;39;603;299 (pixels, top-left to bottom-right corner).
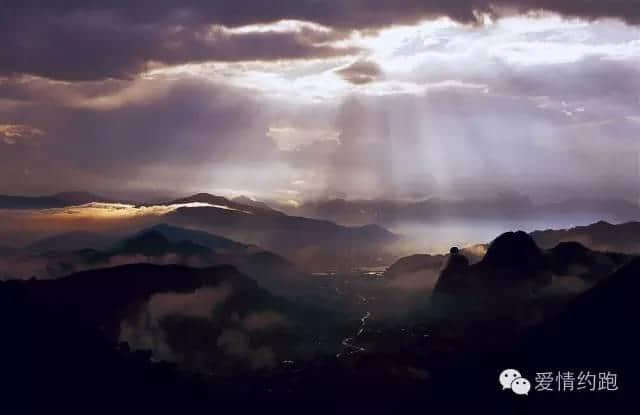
499;369;531;396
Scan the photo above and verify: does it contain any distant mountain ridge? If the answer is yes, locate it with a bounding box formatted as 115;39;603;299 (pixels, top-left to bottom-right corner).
0;191;112;209
1;192;399;269
147;223;250;253
232;195;277;212
531;220;640;254
284;197;640;226
4;224;323;303
163;193;284;216
163;194;399;270
26;231;117;253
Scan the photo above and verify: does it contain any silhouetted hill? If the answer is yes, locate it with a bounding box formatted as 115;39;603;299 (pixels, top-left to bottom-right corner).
2;224;324;305
5;263;338;356
384;245;486;282
114;229;211;257
548;241;630;281
0;263;344;409
517;257;640;377
17;264;252;329
385;253;446;280
150;223;249;253
482;231;545;270
111;227;307;297
434;231;550;296
425;231;634;326
386;231;632;303
531;220;640;254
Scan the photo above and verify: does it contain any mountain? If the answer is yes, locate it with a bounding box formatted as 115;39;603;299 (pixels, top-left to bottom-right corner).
531;220;640;254
0;263;342;404
385;244;486;280
547;241;630;282
112;229;209;257
411;256;640;408
3;224;322;304
4;228;636;407
148;223;249;253
52;191;112;205
232;196;277;212
0;194;67;209
0;191;112;209
424;231;634;323
163;194;399;270
113;226;304;295
386;231;632;300
165;193;283;216
385;253;447;281
518;257;640;375
285;196;640;227
480;230;547;272
26;231;117;253
1;192;400;269
21;222;250;257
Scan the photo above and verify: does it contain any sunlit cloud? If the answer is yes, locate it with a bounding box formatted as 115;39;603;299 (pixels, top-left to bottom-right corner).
0;124;44;144
41;202;252;220
267;124;341;151
141;14;640;105
225;19;334;35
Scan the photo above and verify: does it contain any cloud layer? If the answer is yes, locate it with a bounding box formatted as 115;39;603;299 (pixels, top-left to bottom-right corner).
3;1;640;81
0;5;639;207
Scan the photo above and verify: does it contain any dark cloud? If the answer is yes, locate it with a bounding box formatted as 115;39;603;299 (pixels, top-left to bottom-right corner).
0;11;357;81
3;1;640;80
336;60;383;84
5;1;640;27
0;77;283;194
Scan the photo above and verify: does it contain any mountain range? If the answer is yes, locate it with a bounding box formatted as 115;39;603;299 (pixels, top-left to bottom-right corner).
0;191;402;270
2;217;638;406
383;228;634;326
0;191;114;209
387;220;640;289
531;220;640;254
160;194;399;269
281;196;640;226
1;223;319;300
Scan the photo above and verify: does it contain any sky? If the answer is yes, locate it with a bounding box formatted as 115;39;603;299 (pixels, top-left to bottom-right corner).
1;1;639;205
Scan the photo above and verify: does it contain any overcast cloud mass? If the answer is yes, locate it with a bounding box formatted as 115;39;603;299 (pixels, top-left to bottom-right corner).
1;1;639;205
